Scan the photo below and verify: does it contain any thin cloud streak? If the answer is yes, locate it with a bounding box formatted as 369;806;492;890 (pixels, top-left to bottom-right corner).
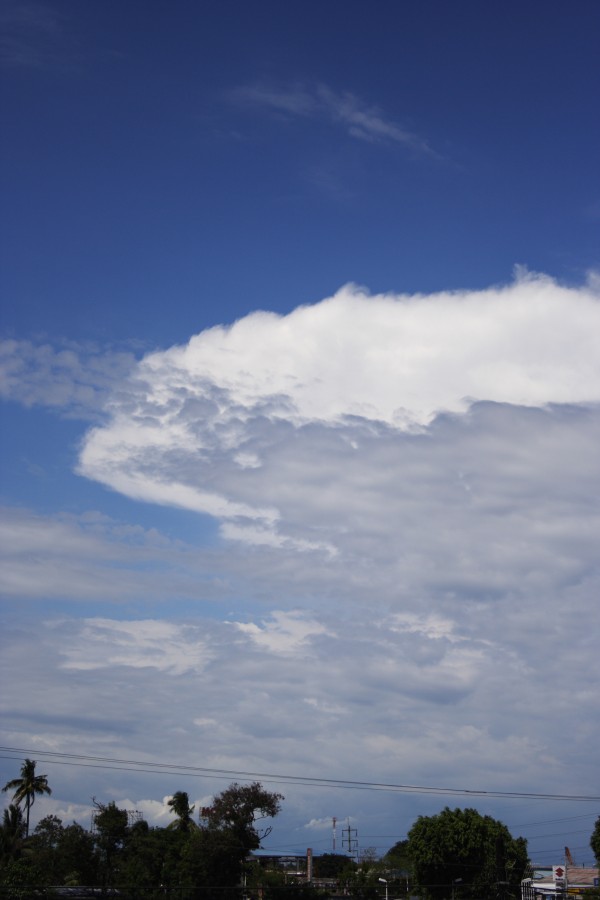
231;81;438;156
0;507;224;604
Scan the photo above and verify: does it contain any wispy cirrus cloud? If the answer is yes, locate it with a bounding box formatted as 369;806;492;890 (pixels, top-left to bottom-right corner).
0;0;66;69
230;81;437;157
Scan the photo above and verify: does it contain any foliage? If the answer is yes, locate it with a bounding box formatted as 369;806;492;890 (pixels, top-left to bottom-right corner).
2;758;52;837
313;852;356;877
119;821;184;895
383;839;413;893
92;799;129;885
178;782;284;900
28;815;96;885
358;847;379;867
168;790;197;832
342;863;383;900
179;825;248;899
384;838;411;872
57;821;97;884
91;802;194;893
407;807;529;899
0;856;42;899
591;815;600;865
201;781;284;852
0;804;26;866
0;776;284;895
247;863;329;900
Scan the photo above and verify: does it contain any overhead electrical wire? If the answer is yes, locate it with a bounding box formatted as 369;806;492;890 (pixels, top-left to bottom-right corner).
517;812;598;827
1;746;599;803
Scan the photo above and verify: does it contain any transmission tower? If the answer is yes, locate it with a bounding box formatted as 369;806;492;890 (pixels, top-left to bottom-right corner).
342;818;358;861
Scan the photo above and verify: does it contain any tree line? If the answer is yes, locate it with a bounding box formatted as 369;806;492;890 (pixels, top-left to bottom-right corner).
1;760;285;898
2;759;600;899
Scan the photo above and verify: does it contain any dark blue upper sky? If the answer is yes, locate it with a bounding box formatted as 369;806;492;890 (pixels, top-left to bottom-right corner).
2;0;599;347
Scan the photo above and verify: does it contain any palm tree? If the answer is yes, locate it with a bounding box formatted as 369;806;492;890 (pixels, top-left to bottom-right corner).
2;758;52;837
167;791;197;832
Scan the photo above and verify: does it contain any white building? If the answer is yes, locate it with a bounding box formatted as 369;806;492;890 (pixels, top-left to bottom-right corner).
521;865;599;898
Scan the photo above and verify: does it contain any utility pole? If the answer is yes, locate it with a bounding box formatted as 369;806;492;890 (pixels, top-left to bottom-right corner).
342;819;358;861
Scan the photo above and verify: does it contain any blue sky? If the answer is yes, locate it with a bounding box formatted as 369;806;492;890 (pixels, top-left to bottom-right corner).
1;0;600;865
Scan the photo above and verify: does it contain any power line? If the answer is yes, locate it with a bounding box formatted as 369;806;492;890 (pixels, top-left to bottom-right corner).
1;746;599;803
516;813;598;828
525;829;591;841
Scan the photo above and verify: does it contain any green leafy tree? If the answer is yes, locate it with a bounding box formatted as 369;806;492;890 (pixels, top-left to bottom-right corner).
118;820;175;896
247;862;328;900
180;825;247;899
92;799;129;886
177;782;284;899
0;856;40;898
384;839;411;871
0;808;44;895
27;815;64;885
382;840;413;895
313;853;356;878
343;863;382;900
407;807;529;900
2;758;52;837
591;815;600;866
200;781;284;854
28;815;97;886
60;821;97;885
0;804;26;866
96;819;187;897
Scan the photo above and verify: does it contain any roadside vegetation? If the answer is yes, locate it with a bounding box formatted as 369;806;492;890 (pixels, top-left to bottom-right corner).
2;760;598;899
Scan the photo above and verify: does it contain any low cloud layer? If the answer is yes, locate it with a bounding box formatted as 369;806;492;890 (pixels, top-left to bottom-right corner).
71;271;600;800
0;339;137;418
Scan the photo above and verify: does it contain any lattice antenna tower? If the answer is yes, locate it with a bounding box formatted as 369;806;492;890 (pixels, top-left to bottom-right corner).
90;807;143;832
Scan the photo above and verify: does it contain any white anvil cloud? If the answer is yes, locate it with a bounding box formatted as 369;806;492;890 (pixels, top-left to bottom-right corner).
113;271;599;426
78;271;600;540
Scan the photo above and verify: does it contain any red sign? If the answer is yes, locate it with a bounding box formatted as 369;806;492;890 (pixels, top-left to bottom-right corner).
553;865;565;883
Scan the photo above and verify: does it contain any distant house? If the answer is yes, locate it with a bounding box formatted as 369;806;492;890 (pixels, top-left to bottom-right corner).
521;865;599;898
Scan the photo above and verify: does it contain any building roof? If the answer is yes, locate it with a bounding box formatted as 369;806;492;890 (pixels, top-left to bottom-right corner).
533;866;599;887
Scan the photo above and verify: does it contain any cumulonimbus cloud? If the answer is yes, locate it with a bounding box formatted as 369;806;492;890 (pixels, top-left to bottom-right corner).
3;271;599;832
77;269;600;536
